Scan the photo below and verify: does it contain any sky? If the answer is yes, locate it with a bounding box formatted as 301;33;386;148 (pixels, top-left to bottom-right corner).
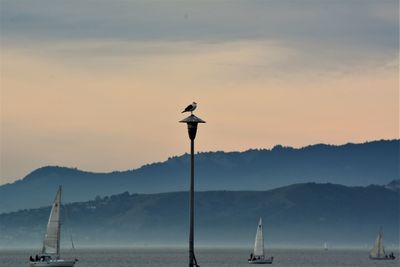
0;0;399;184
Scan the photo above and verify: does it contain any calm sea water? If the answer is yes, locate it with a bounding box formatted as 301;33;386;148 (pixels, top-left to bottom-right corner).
1;248;399;267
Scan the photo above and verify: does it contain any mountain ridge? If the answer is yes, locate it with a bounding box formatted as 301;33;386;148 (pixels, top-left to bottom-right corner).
0;139;398;213
6;139;398;183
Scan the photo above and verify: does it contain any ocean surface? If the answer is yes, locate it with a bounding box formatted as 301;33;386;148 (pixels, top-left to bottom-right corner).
1;248;399;267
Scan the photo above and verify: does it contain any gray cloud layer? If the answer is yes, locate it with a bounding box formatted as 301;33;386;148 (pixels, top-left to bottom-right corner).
1;0;398;50
2;0;398;78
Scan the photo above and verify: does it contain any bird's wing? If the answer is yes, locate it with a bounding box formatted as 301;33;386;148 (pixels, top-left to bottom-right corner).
183;104;193;112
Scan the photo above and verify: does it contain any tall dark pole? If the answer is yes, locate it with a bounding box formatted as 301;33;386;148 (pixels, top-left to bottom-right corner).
180;114;205;267
189;137;195;267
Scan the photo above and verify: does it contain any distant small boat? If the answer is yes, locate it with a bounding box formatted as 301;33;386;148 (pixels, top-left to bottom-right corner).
248;218;273;264
323;242;328;251
29;186;78;267
369;228;395;260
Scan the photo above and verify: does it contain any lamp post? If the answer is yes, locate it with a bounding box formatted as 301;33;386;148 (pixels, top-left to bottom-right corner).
180;114;205;267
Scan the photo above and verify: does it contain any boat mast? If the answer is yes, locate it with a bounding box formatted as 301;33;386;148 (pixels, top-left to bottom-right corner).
56;186;62;259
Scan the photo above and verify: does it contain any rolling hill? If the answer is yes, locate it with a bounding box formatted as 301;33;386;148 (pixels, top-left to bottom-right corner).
0;139;398;213
1;182;399;248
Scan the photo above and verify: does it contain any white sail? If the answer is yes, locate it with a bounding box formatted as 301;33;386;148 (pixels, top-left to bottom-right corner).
370;230;386;258
42;187;62;257
253;218;264;257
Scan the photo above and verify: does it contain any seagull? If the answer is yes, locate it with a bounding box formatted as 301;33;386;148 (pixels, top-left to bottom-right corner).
182;102;197;114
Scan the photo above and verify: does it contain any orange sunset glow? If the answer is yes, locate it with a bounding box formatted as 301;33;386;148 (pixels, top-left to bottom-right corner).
1;1;398;184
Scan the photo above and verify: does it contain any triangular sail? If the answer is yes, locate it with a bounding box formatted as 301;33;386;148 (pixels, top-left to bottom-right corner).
42;187;62;258
253;218;264;257
370;229;386;258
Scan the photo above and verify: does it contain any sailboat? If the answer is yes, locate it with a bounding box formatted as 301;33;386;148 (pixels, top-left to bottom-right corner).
29;186;78;267
323;242;328;251
248;218;273;264
369;228;395;260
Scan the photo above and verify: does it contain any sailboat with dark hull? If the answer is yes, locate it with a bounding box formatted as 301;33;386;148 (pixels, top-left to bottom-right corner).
248;218;273;264
29;186;78;267
369;228;395;260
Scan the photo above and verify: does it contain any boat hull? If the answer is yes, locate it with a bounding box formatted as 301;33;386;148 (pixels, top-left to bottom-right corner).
29;260;77;267
248;257;274;264
369;256;395;260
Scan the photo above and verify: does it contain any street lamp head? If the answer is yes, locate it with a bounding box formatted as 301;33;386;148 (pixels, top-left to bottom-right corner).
180;114;206;140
